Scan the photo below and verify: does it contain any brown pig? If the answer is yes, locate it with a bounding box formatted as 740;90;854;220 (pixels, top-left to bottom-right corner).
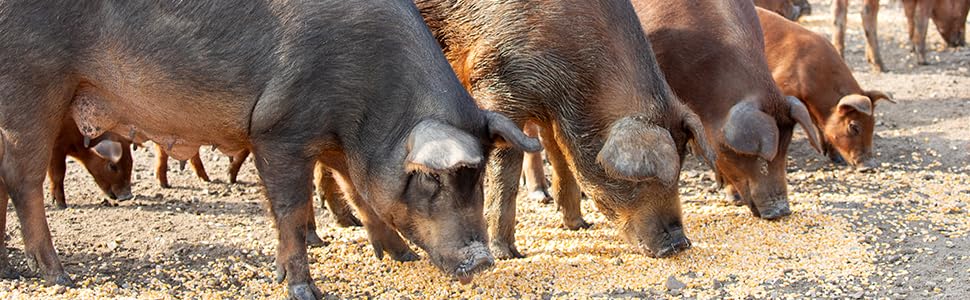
902;0;969;64
48;117;133;209
832;0;886;72
633;0;823;219
758;8;895;169
152;145;248;188
415;0;716;259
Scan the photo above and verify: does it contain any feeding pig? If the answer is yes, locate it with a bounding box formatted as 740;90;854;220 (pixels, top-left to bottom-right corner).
0;1;540;297
632;0;823;219
758;8;895;169
832;0;887;72
902;0;969;65
48;117;133;209
414;0;715;259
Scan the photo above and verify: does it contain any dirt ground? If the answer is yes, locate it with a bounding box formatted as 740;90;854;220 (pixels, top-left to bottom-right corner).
2;1;968;299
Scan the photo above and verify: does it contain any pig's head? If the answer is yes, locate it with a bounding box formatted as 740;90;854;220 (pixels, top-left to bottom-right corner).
366;112;540;283
822;91;894;169
82;134;134;201
932;0;969;47
755;0;800;21
717;96;821;220
590;106;716;258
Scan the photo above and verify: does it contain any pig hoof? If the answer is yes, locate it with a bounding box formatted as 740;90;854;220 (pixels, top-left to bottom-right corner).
159;183;172;189
489;242;524;259
53;201;68;210
44;273;75;287
563;217;592;230
305;232;328;248
525;190;552;204
390;250;420;262
287;283;323;300
333;215;362;228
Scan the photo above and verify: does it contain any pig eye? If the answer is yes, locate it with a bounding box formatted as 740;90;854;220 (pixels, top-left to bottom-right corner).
107;163;118;172
848;122;862;136
403;172;441;205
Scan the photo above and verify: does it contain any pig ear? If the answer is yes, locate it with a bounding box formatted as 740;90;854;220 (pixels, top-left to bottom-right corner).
406;119;483;173
682;110;717;169
91;139;124;164
837;94;873;116
596;116;680;184
787;96;823;154
723;101;779;161
863;90;896;104
485;112;542;153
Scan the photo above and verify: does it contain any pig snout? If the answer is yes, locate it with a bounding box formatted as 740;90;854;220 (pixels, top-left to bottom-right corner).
106;185;134;201
750;194;792;220
649;228;692;258
453;241;494;285
854;158;879;173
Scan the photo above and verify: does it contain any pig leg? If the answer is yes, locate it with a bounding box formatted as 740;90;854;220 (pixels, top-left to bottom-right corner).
47;148;69;209
303;202;327;248
2;140;72;285
521;124;552;204
328;167;416;261
227;149;250;184
485;147;525;259
910;0;933;65
154;144;171;188
249;146;321;300
314;164;361;227
832;0;848;57
540;128;590;230
0;184;17;279
861;0;886;72
189;152;210;182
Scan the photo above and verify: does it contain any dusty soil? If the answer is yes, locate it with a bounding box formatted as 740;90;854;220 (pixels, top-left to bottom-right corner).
2;1;968;298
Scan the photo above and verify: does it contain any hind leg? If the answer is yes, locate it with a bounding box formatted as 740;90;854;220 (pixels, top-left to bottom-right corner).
862;0;886;71
189;152;210;182
154;144;171;188
227;149;250;184
521;123;551;204
0;183;16;279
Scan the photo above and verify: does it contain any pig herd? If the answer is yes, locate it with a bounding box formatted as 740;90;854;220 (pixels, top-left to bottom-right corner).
0;1;965;299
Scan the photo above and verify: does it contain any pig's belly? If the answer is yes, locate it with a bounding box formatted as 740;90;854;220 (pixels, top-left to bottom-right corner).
70;84;254;160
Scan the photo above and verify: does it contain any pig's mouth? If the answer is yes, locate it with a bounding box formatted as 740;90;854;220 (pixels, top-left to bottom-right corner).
427;241;494;285
641;229;692;258
749;194;791;220
104;186;134;201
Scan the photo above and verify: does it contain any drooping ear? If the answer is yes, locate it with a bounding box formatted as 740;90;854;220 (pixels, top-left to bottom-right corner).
484;111;542;153
681;110;717;169
837;94;873;116
406;119;484;173
787;96;823;154
91;139;123;164
723;101;779;161
596;116;680;184
863;90;896;104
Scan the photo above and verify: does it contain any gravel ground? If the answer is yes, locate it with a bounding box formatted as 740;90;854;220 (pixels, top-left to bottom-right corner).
2;1;968;299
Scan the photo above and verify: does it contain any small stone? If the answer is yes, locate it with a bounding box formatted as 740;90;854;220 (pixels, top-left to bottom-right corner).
666;275;686;293
712;279;723;289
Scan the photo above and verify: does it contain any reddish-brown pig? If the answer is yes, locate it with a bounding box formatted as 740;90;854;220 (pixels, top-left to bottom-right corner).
758;8;895;169
754;0;802;20
902;0;969;64
48;117;133;209
415;0;715;259
633;0;823;219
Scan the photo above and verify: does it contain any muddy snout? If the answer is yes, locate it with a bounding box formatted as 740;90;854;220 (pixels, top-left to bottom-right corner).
452;241;494;284
108;185;134;201
750;195;792;220
648;228;692;258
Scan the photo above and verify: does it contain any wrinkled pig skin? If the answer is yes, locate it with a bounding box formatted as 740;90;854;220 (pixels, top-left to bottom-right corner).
414;0;716;259
0;1;541;297
758;8;895;170
633;0;823;220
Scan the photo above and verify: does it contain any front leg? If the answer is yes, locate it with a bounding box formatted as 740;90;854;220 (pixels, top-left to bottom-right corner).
540;126;589;230
832;0;848;57
521;124;551;204
189;152;210;182
485;147;525;259
0;184;17;279
911;0;933;65
47;150;69;209
250;144;321;300
861;0;886;71
154;144;171;188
